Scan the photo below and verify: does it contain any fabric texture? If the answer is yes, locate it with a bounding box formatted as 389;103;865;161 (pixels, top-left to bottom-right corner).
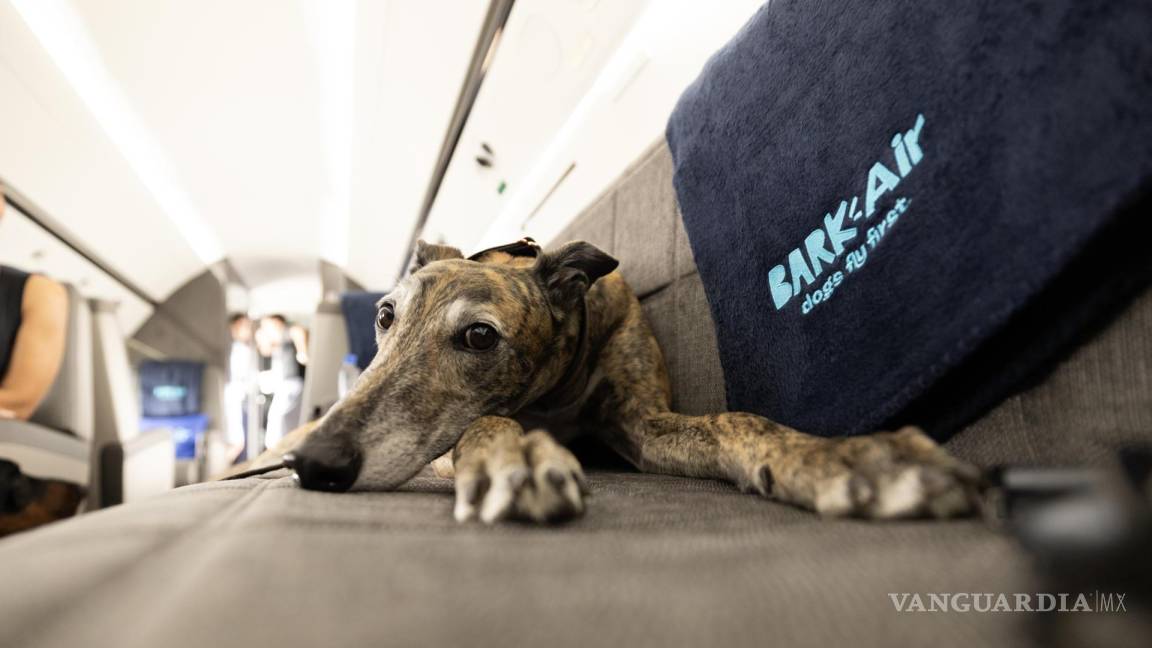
0;470;1036;648
551;141;726;417
666;0;1152;440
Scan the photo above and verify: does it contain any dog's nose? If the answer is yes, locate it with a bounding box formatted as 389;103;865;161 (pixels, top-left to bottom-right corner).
283;438;361;492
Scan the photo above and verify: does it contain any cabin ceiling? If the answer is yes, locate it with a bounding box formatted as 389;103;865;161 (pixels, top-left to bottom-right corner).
0;0;486;307
1;0;766;328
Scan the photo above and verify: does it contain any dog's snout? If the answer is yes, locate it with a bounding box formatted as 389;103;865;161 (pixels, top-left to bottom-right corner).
284;437;362;492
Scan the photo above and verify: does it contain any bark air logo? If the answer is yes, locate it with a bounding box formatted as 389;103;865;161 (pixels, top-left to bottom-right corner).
768;113;926;314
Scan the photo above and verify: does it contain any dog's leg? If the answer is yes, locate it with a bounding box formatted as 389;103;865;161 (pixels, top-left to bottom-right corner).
452;416;587;524
592;300;980;519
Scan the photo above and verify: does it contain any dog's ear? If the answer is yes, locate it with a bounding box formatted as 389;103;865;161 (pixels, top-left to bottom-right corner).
535;241;618;310
410;239;464;273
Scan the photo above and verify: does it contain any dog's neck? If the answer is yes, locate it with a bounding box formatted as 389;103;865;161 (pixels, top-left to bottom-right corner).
532;297;591;411
500;297;592;422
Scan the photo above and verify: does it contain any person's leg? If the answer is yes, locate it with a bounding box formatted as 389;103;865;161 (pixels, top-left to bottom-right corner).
265;378;303;449
223;382;247;453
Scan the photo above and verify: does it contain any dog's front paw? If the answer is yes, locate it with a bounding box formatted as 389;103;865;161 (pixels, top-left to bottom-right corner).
764;426;982;520
453;430;587;524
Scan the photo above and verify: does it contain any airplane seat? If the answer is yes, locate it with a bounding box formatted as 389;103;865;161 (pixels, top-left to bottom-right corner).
198;365;235;479
89;299;174;507
0;284;94;488
297;300;349;428
339;291;387;374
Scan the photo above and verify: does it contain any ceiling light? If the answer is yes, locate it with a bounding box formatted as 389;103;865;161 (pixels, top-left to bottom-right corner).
298;0;357;268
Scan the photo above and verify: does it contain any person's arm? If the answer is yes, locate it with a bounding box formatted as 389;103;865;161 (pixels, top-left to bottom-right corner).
0;275;68;420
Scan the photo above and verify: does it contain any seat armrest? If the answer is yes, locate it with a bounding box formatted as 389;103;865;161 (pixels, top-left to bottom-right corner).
0;419;90;485
123;427;174;456
97;428;175;507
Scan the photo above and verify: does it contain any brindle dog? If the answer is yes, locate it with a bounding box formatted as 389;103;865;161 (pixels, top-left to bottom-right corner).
277;239;980;523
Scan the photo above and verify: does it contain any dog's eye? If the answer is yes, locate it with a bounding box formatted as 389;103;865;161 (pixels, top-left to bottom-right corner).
377;303;395;330
462;323;498;351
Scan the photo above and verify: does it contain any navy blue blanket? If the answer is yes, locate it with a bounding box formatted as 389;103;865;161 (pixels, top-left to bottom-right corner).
667;0;1152;439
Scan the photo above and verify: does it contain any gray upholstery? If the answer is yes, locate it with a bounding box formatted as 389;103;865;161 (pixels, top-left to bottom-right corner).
297;300;349;428
0;418;89;485
948;284;1152;468
0;469;1039;648
195;365;229;481
90;299;174;507
0;140;1148;648
554;140;699;298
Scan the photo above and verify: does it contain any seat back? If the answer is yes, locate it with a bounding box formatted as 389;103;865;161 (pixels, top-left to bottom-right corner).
90;299;174;505
30;284;94;439
339;291;388;371
90;299;140;446
297;301;349;426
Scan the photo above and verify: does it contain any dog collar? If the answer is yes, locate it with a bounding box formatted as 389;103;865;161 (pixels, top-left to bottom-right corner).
467;237;541;262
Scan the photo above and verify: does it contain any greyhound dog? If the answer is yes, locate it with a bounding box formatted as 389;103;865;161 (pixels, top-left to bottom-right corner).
276;238;980;524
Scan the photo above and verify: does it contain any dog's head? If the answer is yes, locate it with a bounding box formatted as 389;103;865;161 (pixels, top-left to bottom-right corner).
287;239;617;492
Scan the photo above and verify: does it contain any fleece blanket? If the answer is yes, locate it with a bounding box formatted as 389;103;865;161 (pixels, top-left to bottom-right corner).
666;0;1152;439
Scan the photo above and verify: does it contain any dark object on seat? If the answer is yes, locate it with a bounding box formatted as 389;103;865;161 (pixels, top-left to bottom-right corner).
667;0;1152;440
997;447;1152;571
139;361;204;418
0;458;33;513
339;291;387;371
991;448;1152;647
0;458;84;537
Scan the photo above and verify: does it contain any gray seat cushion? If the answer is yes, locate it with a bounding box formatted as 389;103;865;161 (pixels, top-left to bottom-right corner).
0;469;1034;648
